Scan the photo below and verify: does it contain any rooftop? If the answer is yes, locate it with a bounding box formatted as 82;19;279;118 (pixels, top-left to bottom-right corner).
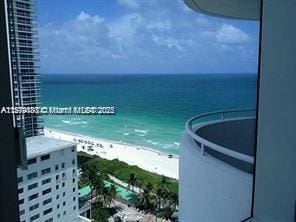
26;135;75;158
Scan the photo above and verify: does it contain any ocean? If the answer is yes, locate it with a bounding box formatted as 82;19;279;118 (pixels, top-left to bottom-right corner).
41;74;257;155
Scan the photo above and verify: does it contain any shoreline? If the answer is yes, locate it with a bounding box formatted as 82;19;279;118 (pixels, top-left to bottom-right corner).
44;128;179;179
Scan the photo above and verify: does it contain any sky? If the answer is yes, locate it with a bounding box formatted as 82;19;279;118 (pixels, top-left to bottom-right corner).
37;0;260;74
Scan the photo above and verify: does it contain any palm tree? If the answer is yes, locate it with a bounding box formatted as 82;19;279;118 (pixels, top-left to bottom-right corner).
102;184;118;207
138;182;156;212
127;173;137;192
80;159;103;219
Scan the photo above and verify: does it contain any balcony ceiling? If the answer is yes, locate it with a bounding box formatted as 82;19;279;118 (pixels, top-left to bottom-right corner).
184;0;260;20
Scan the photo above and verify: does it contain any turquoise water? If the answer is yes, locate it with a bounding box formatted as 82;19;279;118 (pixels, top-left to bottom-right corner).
41;74;257;155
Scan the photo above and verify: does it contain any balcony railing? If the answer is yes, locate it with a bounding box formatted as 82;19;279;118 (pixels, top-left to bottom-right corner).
185;109;256;165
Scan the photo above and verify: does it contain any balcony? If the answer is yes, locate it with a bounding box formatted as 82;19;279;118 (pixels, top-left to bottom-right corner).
179;109;256;222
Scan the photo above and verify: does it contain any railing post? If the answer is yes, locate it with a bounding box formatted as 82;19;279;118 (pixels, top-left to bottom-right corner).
201;143;205;155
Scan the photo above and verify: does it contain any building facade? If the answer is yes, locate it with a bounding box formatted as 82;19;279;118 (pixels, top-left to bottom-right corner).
5;0;43;137
17;136;79;222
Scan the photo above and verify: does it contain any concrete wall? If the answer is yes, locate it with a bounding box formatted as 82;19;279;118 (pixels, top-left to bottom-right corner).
253;0;296;221
179;131;253;222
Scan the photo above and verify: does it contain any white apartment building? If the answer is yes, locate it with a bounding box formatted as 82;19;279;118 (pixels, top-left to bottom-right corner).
17;136;89;222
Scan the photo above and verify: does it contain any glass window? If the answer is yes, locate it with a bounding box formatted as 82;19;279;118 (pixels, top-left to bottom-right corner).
40;154;50;161
43;198;52;205
29;203;39;211
42;178;51;185
55;165;59;170
20;209;25;216
19;199;24;205
18;188;24;194
42;188;51;195
27;172;37;180
28;182;38;190
61;162;65;168
30;214;39;222
18;177;23;183
41;168;51;175
43;208;52;216
28;158;37;165
28;193;38;201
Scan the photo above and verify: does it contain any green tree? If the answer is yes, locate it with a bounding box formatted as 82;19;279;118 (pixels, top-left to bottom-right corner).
102;185;118;207
127;173;137;192
138;182;156;212
81;159;101;216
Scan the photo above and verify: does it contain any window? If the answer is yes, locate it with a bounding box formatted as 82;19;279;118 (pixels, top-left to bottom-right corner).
62;192;65;197
73;197;76;201
27;172;37;180
72;159;75;165
62;182;65;187
63;211;66;216
41;167;51;175
42;188;51;195
62;172;65;177
71;147;75;152
28;193;38;201
73;187;76;192
73;206;77;210
57;214;60;219
30;214;39;222
18;188;24;194
56;184;59;190
72;169;76;174
44;218;53;222
18;177;23;183
42;178;51;185
43;198;52;205
72;178;75;183
41;154;50;161
19;199;24;205
43;208;52;216
20;209;25;216
55;165;59;170
56;175;60;181
29;203;39;211
28;182;38;190
56;194;60;200
28;158;37;165
63;201;66;206
61;162;65;168
57;204;60;209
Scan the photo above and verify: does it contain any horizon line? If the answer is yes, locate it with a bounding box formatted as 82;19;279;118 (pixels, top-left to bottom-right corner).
40;72;258;75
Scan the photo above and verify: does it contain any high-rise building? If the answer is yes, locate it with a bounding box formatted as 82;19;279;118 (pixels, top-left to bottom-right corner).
17;136;86;222
5;0;43;137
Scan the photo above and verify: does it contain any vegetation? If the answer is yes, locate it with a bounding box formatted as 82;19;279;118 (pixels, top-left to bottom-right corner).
78;151;178;195
78;151;179;220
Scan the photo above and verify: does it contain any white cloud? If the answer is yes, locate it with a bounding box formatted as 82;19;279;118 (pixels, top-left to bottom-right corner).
39;1;259;74
216;24;251;44
146;20;172;32
117;0;139;9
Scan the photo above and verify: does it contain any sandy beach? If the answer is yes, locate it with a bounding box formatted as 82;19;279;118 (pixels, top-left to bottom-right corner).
44;128;179;179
